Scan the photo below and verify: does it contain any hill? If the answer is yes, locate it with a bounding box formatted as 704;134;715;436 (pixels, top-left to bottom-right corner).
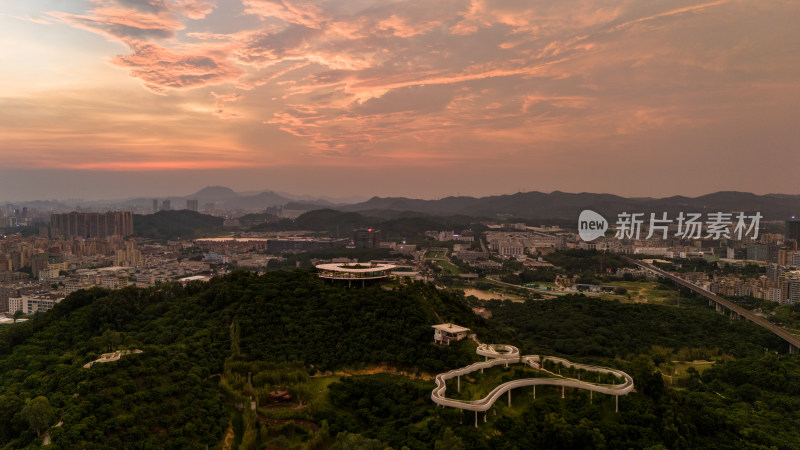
190;185;239;200
1;272;799;448
250;209;483;240
340;191;800;221
0;272;490;447
133;210;224;240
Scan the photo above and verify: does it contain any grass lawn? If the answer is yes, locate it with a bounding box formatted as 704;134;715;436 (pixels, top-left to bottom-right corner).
449;364;556;401
425;249;449;259
306;375;341;414
600;281;682;305
258;375;341;419
661;360;715;388
524;281;559;289
436;260;462;275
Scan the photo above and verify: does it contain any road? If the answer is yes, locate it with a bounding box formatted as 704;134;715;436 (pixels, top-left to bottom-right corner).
625;257;800;353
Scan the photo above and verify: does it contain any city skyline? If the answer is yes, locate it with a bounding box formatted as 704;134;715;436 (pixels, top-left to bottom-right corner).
1;0;799;201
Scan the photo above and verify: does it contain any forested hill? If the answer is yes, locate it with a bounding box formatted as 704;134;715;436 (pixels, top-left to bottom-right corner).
0;271;492;448
133;210;224;240
340;191;800;220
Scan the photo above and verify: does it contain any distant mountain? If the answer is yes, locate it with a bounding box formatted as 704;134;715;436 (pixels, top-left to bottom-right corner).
282;199;338;210
190;185;239;200
222;191;292;209
81;187;295;212
339;191;800;221
11;187;800;221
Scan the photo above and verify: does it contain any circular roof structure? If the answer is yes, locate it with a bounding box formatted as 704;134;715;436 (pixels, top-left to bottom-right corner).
315;263;396;272
315;262;396;281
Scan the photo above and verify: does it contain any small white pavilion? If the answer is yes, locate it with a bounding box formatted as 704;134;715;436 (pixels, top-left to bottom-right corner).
432;323;470;345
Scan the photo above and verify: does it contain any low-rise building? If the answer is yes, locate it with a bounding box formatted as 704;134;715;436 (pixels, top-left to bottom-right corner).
8;293;64;314
432;323;470;345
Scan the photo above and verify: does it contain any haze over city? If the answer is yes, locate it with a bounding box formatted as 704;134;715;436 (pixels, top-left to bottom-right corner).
1;0;799;201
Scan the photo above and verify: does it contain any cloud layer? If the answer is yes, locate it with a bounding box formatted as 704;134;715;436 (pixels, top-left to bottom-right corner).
1;0;799;197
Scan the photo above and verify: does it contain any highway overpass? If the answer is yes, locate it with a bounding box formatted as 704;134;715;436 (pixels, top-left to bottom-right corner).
624;257;800;354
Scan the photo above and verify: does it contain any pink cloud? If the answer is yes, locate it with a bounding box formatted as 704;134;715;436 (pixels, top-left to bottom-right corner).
111;40;244;93
174;0;216;20
242;0;327;29
49;7;183;40
42;0;798;165
211;92;244;118
62;160;250;170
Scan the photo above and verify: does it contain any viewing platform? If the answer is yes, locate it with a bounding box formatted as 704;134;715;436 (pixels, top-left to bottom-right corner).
315;262;396;287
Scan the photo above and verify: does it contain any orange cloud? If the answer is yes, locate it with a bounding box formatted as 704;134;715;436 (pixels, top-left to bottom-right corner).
242;0;327;29
111;40;243;93
211;92;244;118
174;0;215;20
35;0;800;172
61;160;251;171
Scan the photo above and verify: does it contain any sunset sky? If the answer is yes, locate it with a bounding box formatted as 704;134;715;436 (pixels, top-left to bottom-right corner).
1;0;798;201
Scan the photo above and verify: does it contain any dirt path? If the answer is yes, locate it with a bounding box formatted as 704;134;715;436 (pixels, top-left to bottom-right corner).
220;420;234;450
255;414;320;432
333;364;436;381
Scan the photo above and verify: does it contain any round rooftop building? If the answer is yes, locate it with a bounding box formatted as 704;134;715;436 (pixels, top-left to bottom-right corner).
315;262;396;287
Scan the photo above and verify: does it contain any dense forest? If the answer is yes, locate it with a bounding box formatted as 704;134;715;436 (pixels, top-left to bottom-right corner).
0;272;491;447
1;271;799;448
133;210;225;240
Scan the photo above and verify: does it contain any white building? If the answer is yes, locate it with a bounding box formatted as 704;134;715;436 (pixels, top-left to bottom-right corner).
432;323;470;345
8;293;64;314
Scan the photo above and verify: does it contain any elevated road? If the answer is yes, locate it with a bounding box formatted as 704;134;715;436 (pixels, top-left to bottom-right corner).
431;344;634;426
625;257;800;353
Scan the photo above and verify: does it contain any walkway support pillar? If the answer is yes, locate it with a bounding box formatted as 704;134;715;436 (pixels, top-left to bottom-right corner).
457;376;460;393
508;390;511;407
561;385;565;399
590;390;592;405
533;385;536;399
616;395;619;413
475;411;477;428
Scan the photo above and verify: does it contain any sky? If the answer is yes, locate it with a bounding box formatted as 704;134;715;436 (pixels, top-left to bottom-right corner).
1;0;798;201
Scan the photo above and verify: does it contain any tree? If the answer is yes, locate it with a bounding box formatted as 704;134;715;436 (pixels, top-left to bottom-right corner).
21;396;54;437
329;432;388;450
99;329;121;352
435;427;465;450
12;310;23;323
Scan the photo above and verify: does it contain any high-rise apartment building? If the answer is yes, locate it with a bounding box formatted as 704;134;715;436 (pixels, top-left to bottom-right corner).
353;229;381;248
161;200;171;211
50;211;134;239
786;219;800;241
186;199;199;211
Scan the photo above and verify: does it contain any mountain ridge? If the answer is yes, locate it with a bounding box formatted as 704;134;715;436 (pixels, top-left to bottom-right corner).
337;191;800;220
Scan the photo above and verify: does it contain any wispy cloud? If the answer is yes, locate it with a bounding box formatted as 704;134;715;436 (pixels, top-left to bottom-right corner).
3;0;797;192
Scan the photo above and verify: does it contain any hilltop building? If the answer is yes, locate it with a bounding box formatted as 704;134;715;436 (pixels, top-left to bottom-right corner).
316;262;395;287
432;323;470;345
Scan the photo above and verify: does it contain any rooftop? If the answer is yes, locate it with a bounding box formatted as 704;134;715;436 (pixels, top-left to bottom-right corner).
432;323;470;333
315;262;396;273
